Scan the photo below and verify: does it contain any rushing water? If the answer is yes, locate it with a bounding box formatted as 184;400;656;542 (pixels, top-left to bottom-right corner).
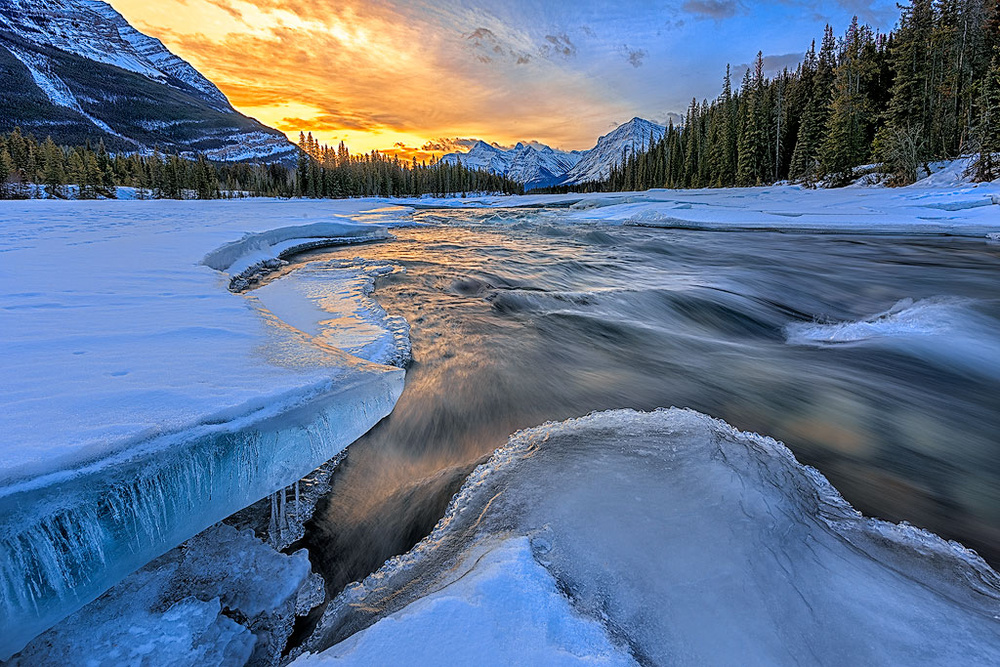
288;211;1000;607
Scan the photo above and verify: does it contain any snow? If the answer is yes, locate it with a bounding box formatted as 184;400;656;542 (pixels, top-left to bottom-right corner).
562;117;666;184
305;408;1000;665
392;174;1000;237
294;537;634;666
0;198;412;659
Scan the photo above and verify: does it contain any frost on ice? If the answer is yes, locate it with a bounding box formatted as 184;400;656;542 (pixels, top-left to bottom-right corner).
300;409;1000;665
0;200;412;658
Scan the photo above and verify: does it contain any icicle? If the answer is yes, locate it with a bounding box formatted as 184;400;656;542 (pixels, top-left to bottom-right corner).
294;481;300;521
279;486;287;534
268;491;279;548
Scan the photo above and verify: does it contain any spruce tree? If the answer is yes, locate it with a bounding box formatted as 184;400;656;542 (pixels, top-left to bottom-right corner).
973;54;1000;180
820;18;878;183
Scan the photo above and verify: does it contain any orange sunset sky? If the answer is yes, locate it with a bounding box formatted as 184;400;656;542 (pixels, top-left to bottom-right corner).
107;0;900;159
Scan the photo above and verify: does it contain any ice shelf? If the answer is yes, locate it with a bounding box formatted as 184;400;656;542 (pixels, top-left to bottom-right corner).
0;199;411;658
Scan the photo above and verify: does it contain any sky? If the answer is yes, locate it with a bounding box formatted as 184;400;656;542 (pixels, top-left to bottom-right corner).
107;0;901;158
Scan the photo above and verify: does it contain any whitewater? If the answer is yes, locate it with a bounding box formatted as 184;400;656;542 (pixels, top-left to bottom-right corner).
3;173;1000;662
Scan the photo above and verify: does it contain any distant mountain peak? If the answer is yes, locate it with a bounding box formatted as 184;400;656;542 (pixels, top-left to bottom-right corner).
440;138;583;190
438;118;665;189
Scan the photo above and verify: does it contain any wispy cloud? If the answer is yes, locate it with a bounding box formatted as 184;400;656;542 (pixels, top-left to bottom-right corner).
108;0;902;154
682;0;739;20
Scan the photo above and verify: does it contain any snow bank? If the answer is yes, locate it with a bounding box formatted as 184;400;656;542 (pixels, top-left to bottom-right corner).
0;199;412;658
393;176;1000;237
303;409;1000;665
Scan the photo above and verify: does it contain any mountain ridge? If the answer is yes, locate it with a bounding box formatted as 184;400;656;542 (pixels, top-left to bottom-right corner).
438;117;667;190
0;0;296;162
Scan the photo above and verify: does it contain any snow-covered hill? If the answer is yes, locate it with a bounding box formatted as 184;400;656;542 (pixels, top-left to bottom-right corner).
439;141;583;190
440;118;666;189
561;117;666;185
0;0;295;162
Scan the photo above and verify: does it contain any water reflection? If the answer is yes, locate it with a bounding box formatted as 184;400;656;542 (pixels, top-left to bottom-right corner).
298;220;1000;596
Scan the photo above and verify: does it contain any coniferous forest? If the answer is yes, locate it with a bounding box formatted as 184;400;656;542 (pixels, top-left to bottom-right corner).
0;128;523;200
597;0;1000;192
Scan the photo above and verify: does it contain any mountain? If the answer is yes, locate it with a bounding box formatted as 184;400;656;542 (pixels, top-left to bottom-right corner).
439;118;666;190
0;0;295;162
439;140;583;190
560;117;666;185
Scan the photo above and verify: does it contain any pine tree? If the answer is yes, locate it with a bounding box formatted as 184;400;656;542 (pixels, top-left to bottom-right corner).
0;147;12;199
973;54;1000;180
820;18;878;183
790;26;837;182
41;137;66;198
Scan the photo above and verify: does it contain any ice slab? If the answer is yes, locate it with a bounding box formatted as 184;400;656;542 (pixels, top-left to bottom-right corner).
305;409;1000;665
0;199;410;658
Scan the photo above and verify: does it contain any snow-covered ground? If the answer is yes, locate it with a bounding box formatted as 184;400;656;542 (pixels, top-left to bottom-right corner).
397;164;1000;237
0;199;413;658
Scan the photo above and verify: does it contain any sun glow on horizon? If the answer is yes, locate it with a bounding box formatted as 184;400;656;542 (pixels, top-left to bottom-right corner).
107;0;900;159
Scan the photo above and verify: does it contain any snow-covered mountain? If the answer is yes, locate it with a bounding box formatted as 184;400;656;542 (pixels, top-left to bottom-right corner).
0;0;295;162
561;117;666;185
439;141;583;189
440;118;666;189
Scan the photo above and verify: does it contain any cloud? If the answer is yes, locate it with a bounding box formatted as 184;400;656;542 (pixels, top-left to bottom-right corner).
732;51;805;82
617;45;647;67
682;0;739;20
465;26;534;65
626;48;647;67
541;33;577;58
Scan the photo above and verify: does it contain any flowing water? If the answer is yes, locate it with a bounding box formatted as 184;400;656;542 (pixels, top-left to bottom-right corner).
287;211;1000;606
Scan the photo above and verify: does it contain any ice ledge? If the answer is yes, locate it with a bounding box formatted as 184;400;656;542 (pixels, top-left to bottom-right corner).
0;360;403;660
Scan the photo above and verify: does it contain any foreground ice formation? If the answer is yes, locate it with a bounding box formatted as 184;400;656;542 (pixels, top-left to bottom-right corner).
11;523;324;666
0;200;412;658
299;409;1000;665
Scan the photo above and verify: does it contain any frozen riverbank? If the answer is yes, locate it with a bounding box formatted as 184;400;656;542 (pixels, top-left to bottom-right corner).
0;199;412;658
4;175;999;661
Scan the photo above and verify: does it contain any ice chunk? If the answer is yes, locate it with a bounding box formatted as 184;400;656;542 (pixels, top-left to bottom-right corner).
785;297;1000;379
250;259;411;367
293;537;635;666
12;523;325;666
305;409;1000;665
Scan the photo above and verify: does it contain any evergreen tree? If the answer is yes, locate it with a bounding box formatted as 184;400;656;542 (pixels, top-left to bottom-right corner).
820;18;878;183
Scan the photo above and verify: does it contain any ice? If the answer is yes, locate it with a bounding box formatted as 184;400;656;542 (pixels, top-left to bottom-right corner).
786;297;1000;380
250;259;411;367
12;523;324;666
293;537;634;666
0;199;410;658
304;409;1000;665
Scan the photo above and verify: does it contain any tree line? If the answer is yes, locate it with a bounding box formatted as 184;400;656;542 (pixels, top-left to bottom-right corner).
294;132;522;198
0;128;522;200
592;0;1000;192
